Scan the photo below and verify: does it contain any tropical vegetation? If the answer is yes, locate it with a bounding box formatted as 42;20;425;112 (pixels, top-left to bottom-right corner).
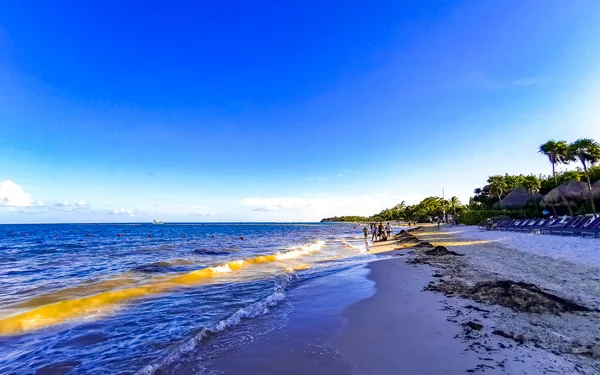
321;138;600;224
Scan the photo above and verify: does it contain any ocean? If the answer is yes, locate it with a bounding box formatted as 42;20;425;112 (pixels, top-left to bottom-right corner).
0;223;376;374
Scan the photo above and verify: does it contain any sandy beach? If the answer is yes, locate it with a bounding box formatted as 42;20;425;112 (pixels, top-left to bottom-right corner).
206;225;600;374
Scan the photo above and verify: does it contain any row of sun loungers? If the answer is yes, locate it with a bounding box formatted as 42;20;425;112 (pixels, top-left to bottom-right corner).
488;216;600;238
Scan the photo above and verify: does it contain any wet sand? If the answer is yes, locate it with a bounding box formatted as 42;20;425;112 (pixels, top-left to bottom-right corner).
331;257;486;374
331;254;572;374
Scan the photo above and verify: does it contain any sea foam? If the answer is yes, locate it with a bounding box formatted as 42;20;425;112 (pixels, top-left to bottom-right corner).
136;284;290;375
274;240;326;260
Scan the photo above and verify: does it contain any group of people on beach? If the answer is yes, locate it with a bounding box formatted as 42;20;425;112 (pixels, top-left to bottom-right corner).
363;222;393;242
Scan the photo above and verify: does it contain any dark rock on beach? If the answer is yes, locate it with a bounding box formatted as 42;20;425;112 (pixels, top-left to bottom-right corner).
427;279;593;314
424;246;463;256
469;280;592;314
413;241;435;249
463;321;483;331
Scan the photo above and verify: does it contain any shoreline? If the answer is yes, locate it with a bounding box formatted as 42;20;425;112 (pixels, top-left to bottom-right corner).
371;225;600;373
200;225;599;374
329;226;577;374
331;256;491;374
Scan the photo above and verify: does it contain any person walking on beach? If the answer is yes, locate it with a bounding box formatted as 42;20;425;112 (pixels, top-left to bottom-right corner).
378;222;385;241
385;222;392;239
362;225;369;240
371;224;377;242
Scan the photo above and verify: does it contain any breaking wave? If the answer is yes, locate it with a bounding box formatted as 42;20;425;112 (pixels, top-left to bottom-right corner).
0;241;325;336
136;279;292;375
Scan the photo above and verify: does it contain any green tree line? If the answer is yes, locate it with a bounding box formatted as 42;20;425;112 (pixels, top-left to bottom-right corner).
321;138;600;224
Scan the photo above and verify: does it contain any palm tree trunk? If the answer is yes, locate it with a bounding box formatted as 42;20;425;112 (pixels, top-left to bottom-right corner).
553;161;574;216
581;160;597;217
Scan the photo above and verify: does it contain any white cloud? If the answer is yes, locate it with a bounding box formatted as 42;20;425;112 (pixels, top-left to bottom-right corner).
239;194;425;220
109;208;138;217
52;201;89;212
239;196;374;215
253;207;276;212
240;197;314;211
0;180;42;207
193;212;215;217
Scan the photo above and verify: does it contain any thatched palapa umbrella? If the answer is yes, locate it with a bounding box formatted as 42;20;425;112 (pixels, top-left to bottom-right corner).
560;181;591;201
493;187;542;209
592;180;600;199
540;181;596;207
540;187;577;207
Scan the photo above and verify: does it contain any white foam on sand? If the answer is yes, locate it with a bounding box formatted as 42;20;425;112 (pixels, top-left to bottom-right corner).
447;225;600;268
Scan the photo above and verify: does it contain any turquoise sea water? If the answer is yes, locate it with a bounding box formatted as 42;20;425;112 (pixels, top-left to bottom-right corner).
0;223;375;374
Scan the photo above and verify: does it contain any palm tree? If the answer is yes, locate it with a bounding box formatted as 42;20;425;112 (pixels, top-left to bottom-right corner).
450;196;461;216
569;138;600;217
539;140;573;216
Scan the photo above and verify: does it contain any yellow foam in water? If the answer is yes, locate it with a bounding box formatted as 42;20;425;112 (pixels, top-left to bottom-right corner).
0;284;168;336
8;257;200;310
0;242;324;336
10;276;139;309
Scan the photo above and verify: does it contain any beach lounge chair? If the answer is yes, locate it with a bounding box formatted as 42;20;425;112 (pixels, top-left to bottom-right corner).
561;216;595;236
500;220;514;231
550;217;582;235
530;218;551;232
537;218;555;234
540;217;571;235
579;217;600;238
518;218;543;233
515;219;535;232
527;218;554;234
507;219;526;232
491;219;509;231
495;220;514;231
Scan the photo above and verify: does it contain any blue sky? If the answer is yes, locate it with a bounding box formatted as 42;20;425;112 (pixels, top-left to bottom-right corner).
1;0;599;223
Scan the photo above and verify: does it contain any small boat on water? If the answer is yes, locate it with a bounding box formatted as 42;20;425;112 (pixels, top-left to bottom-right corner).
152;219;164;225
